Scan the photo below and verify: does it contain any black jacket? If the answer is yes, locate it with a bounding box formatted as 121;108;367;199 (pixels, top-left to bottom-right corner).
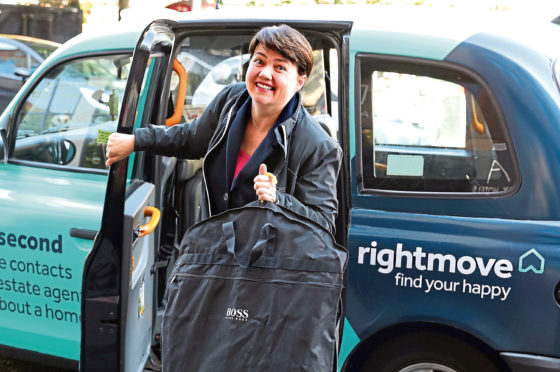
134;83;342;232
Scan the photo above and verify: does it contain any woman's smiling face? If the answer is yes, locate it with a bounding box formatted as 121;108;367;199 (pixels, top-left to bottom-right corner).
246;44;306;114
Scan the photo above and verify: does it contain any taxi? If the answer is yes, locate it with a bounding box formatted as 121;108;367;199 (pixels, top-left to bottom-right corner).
1;7;560;372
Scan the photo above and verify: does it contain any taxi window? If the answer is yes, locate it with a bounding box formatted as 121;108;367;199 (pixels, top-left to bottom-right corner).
172;34;337;139
127;54;166;184
12;54;132;170
358;55;517;194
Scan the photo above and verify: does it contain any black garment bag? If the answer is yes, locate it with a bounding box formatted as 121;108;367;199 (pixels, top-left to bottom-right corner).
162;201;347;372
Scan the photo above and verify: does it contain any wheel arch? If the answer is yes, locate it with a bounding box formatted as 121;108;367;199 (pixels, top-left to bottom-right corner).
340;321;511;372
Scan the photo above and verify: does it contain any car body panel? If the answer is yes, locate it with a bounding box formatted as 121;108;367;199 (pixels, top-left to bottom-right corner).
345;210;560;353
0;163;105;359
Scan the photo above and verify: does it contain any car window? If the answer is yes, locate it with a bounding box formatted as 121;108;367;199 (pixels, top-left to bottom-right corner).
358;56;517;194
0;44;27;75
126;54;167;184
29;55;42;71
18;39;58;59
13;54;132;170
172;34;337;138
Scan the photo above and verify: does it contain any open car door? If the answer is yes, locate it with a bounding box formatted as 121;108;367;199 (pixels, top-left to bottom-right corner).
80;23;174;372
82;16;351;372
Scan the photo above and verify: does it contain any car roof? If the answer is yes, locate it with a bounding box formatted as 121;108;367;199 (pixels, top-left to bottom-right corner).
0;38;19;51
156;6;560;61
0;34;60;48
45;27;141;63
0;36;46;61
44;6;560;64
0;34;61;61
347;7;560;61
8;6;560;113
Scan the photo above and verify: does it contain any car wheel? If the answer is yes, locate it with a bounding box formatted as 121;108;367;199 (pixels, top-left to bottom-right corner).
357;331;502;372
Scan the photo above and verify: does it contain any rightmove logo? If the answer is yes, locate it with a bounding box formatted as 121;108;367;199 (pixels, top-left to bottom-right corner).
355;242;547;302
519;248;545;274
356;242;546;277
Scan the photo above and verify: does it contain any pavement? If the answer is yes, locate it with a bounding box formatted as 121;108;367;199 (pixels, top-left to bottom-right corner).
0;349;161;371
0;356;74;371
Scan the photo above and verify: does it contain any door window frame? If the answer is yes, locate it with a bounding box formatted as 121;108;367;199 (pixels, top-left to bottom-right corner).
354;53;520;198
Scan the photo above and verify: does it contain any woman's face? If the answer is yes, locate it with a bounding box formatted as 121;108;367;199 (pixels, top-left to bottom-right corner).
246;44;307;114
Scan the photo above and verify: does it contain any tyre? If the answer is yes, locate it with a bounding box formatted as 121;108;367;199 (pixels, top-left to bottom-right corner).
357;331;502;372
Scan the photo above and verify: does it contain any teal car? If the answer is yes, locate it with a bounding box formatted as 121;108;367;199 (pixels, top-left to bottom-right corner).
1;8;560;372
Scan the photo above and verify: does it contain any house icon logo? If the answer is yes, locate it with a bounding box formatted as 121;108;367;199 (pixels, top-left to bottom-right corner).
518;249;545;274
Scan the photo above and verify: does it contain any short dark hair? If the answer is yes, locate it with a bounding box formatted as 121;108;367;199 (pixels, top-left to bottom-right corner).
248;24;313;77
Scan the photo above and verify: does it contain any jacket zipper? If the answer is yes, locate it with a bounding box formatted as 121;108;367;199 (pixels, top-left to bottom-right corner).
202;106;234;216
170;272;343;288
274;124;288;178
280;124;287;160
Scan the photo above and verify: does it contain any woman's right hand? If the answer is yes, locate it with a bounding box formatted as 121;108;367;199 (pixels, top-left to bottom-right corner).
105;133;135;167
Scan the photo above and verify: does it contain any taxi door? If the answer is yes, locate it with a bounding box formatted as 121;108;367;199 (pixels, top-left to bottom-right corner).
80;18;350;371
81;17;351;372
80;23;174;372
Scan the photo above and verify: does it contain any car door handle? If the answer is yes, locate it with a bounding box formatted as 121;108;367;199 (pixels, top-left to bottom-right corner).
70;227;98;240
165;58;187;127
138;206;161;237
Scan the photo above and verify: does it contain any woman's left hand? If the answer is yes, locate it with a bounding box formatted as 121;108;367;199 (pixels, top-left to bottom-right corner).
254;164;277;203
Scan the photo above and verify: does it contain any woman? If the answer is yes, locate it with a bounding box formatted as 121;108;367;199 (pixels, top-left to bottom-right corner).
105;25;341;232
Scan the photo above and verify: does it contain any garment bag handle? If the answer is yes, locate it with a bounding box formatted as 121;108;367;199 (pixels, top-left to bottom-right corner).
223;221;277;269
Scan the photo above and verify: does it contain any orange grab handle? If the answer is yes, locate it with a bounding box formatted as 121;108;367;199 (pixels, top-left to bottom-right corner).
139;206;161;237
470;95;485;134
165;58;187;127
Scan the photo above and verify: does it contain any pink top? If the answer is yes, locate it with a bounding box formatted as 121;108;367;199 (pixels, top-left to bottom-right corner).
233;149;251;179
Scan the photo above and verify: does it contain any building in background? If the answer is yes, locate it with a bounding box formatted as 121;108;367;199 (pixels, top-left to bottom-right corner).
0;3;82;43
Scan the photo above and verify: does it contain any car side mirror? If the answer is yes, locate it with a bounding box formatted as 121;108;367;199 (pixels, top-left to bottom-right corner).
59;139;76;165
0;129;8;164
14;67;32;83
